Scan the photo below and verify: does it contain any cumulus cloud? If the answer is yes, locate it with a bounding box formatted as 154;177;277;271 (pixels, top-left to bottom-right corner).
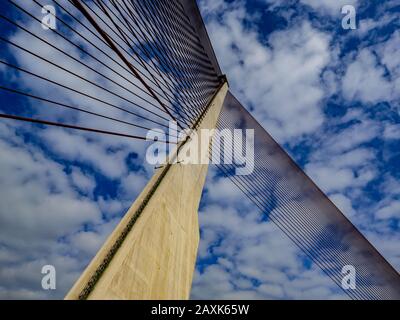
357;13;398;38
192;178;346;299
70;167;96;195
0;0;398;300
265;0;358;17
342;49;393;104
0;111;150;300
0;122;102;298
0;0;156;299
300;0;358;16
195;0;400;300
201;1;333;142
376;201;400;220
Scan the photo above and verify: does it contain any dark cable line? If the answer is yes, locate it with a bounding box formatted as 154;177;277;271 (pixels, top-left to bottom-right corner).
13;0;205;130
0;84;178;139
65;0;219;127
50;0;215;129
2;0;220;136
207;105;395;300
107;0;210;115
70;0;188;130
91;0;216;124
0;113;174;143
0;23;169;126
2;0;221;147
158;0;216;68
213;98;400;299
220;95;400;280
1;5;191;125
0;60;179;133
34;0;180;114
215;115;392;282
70;0;211;105
125;0;217;125
212;137;383;299
102;1;219;104
93;0;200;125
144;0;218;75
68;0;202;116
129;0;217;110
0;36;183;129
7;0;219;136
214;160;386;299
163;0;217;67
159;1;217;67
137;0;217;83
214;163;362;300
214;159;388;300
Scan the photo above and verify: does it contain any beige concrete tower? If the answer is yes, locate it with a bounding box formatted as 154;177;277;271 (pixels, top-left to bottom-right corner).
65;83;228;300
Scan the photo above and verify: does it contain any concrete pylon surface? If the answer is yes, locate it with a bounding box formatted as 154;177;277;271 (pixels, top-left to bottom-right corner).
65;83;228;300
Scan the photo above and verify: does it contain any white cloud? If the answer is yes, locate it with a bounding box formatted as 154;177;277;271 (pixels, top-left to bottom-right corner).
300;0;358;16
320;120;380;154
377;31;400;74
0;0;398;300
201;1;332;141
40;128;128;179
342;49;394;104
306;141;378;193
0;0;156;298
265;0;358;16
192;172;346;299
384;124;400;140
306;165;354;192
357;14;398;38
0;127;101;245
70;167;96;195
0;120;151;299
376;201;400;220
196;0;400;300
0;122;113;298
329;193;356;219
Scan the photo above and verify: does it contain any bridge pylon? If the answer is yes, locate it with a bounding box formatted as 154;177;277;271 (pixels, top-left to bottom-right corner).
65;83;228;300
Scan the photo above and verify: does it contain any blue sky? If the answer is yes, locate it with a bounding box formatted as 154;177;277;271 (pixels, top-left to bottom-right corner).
0;0;399;299
192;0;400;299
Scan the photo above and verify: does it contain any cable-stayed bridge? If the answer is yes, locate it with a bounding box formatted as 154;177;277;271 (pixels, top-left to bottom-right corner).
0;0;399;300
